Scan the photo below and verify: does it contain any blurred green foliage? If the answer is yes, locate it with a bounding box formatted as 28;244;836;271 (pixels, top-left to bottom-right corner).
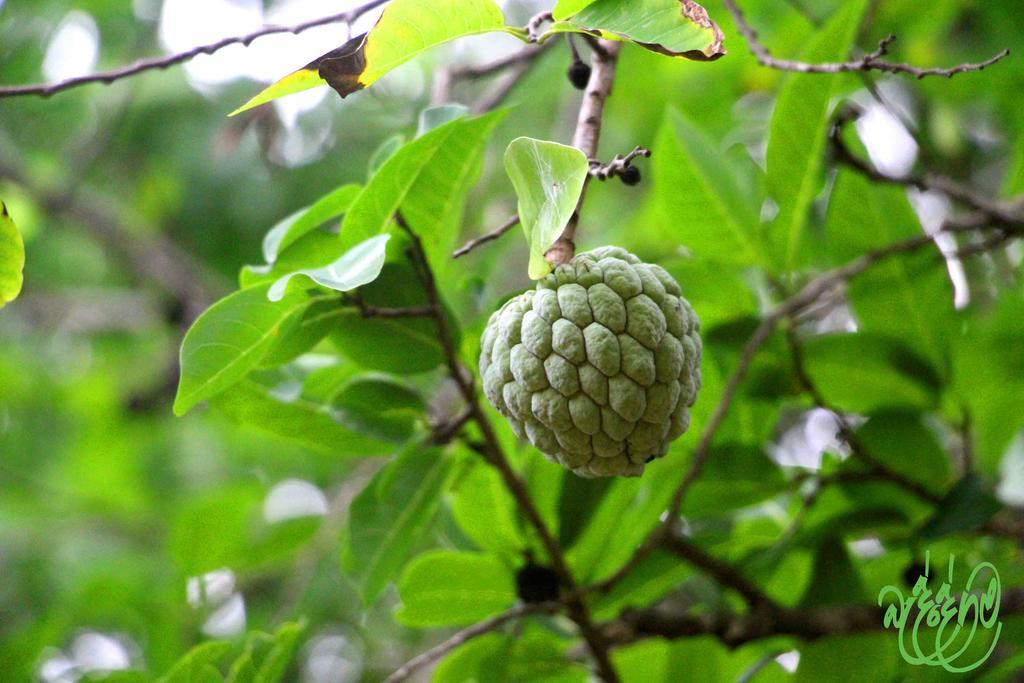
1;0;1023;681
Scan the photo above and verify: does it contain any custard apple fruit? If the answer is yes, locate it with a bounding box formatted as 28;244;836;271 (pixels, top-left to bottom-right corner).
479;247;701;478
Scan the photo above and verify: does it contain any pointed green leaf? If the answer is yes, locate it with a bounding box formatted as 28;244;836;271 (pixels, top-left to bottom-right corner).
268;234;390;301
210;379;395;457
801;332;942;412
158;641;233;683
341;111;504;266
262;183;362;263
360;0;509;86
230;66;326;116
450;458;524;555
654;109;762;264
554;0;726;61
504;137;589;279
553;0;599;20
343;445;450;604
329;262;456;375
232;0;512;114
253;621;306;683
174;285;314;415
331;375;424;443
396;550;515;627
0;202;24;308
828;170;955;371
766;0;869;270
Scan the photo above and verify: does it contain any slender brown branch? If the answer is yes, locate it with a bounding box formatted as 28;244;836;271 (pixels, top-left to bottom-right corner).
588;146;651;181
545;40;621;267
384;601;562;683
394;213;619;682
662;533;777;609
429;407;475;446
453;215;520;258
722;0;1010;79
601;587;1024;649
830;113;1024;227
451;44;550;80
0;0;389;99
785;326;943;502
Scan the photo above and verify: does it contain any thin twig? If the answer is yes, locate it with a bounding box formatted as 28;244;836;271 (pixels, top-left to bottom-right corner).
451;44;550;80
588;146;651;181
785;325;942;503
601;587;1024;649
394;213;620;682
662;533;778;609
527;11;554;43
384;602;562;683
830;112;1024;227
453;215;520;258
0;0;390;99
721;0;1010;80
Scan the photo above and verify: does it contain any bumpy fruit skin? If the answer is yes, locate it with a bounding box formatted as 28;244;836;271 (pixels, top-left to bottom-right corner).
480;247;701;478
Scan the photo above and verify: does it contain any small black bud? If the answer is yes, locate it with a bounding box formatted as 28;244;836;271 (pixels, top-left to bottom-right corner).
620;165;642;186
515;561;561;603
567;61;591;90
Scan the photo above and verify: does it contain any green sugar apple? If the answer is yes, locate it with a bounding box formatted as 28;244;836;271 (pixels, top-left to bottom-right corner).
479;247;701;477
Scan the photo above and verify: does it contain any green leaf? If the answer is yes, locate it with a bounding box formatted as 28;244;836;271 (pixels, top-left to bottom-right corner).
341;111;504;266
682;443;787;517
796;634;896;682
253;621;305;683
268;234;390;301
368;134;406;178
258;298;348;367
953;290;1024;470
449;458;524;555
828;171;954;371
229;66;327;116
766;0;869;270
174;285;315;416
853;410;951;494
210;379;395;457
331;374;424;442
654;110;763;265
921;474;1002;538
553;0;598;20
263;184;361;263
231;0;510;114
556;0;726;61
504;137;589;279
396;550;515;627
343;445;450;604
158;641;233;683
0;201;24;308
418;104;470;136
799;537;865;607
329;262;455;375
433;628;587;683
800;332;942;412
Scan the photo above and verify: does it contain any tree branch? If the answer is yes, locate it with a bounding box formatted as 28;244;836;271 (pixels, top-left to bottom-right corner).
602;587;1024;649
662;533;778;610
588;146;651;182
722;0;1010;79
0;0;390;99
384;601;562;683
394;213;619;682
453;215;520;258
544;40;621;267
